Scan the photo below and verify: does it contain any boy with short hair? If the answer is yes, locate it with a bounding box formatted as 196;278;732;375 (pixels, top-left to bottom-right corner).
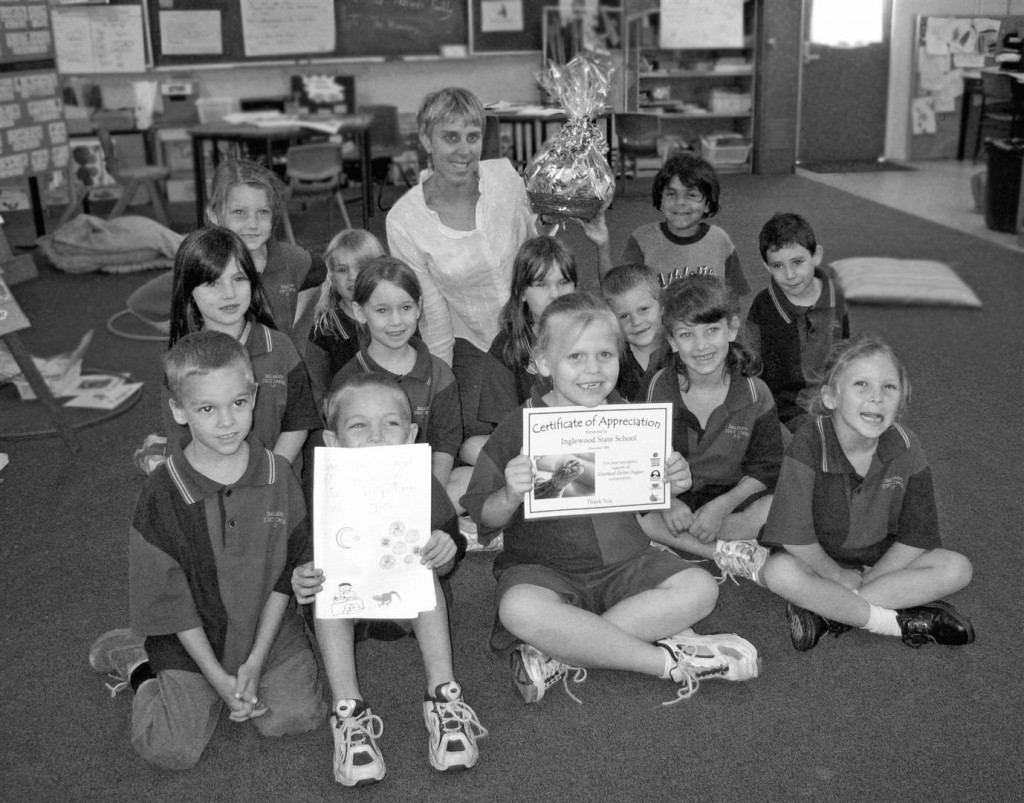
601;263;672;401
291;372;485;787
89;330;326;771
608;151;750;301
745;212;850;433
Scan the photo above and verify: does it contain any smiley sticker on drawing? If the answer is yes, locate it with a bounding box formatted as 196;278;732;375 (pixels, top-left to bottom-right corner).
379;554;396;570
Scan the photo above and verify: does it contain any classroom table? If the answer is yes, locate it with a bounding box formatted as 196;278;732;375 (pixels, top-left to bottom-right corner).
187;114;373;227
957;68;1024;160
488;105;613;168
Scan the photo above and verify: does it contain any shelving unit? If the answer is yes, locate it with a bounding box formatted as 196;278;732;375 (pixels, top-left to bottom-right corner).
622;2;757;172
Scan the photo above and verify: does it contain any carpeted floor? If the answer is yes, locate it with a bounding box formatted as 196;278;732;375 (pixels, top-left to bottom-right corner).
1;173;1021;802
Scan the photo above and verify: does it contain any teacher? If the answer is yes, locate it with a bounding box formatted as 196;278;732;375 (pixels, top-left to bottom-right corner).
387;87;557;441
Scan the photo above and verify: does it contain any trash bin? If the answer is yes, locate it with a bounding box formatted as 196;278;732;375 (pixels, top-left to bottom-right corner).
985;138;1024;233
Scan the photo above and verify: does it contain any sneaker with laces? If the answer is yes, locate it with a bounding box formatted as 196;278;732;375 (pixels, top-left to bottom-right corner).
89;628;147;697
331;699;386;787
510;644;587;704
786;603;851;652
423;681;488;772
896;600;975;648
657;631;760;704
713;539;769;585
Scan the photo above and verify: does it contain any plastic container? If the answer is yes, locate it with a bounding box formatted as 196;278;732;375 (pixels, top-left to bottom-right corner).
985;138;1024;233
196;97;238;124
708;89;752;114
700;134;752;166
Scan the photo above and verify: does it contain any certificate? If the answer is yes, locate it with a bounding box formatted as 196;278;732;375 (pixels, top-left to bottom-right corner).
312;443;436;620
522;403;672;519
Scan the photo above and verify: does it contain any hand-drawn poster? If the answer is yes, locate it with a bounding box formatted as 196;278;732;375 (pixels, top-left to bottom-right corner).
241;0;334;57
522;403;672;519
312;443;435;620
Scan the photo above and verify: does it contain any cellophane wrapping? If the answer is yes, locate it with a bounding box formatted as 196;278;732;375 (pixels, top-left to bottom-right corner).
525;53;615;221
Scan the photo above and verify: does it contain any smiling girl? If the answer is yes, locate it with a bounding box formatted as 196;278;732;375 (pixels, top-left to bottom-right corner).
163;228;321;464
327;256;462;488
640;273;782;585
760;335;975;652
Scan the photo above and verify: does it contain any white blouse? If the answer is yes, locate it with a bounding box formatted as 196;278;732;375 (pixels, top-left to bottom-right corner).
386;159;538;365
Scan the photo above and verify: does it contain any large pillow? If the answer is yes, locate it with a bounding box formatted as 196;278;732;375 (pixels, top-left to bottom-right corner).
830;257;981;308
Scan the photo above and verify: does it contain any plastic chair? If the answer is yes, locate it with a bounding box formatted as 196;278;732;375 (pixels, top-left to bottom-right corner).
281;142;353;244
342;104;415;212
60;128;171;227
614;113;661;193
973;72;1018;162
483;114;502;160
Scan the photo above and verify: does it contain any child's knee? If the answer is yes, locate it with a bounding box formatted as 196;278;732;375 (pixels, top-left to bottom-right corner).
662;566;718;613
760;551;799;594
497;585;549;634
937;549;973;592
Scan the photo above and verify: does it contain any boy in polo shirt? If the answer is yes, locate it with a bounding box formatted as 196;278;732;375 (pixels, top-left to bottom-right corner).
89;330;326;770
745;213;850;434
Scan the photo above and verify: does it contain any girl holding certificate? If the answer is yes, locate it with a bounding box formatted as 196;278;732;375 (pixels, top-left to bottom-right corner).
461;292;760;706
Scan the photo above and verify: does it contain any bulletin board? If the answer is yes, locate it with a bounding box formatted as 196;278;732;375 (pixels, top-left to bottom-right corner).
471;0;620;55
148;0;469;66
50;3;147;75
910;15;1002;160
0;0;54;64
0;2;69;183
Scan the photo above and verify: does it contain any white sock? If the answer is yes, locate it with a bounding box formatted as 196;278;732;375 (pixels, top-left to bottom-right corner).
863;603;901;636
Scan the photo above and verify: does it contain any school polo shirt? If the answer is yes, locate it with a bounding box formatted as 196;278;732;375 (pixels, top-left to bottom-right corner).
129;441;310;675
761;416;942;558
162;323;323;454
642;368;782;497
746;267;850;427
617;340;673;403
477;331;551;427
329;337;462;458
260;238;327;343
619;222;750;297
306;306;363;407
461;390;652;576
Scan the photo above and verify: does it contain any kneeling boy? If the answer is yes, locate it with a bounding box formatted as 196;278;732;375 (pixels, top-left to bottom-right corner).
89;330;326;770
291;373;486;786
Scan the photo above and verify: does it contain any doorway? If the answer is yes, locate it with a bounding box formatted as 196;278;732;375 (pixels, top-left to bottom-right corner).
797;0;892;165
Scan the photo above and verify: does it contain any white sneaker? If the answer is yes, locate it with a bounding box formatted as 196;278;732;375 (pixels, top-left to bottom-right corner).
423;681;487;771
713;539;769;585
510;644;587;704
331;699;385;786
657;631;760;705
88;628;147;697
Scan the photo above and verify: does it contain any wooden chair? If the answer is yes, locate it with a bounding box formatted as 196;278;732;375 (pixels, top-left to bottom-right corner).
973;71;1018;162
614;113;661;193
280;142;353;244
59;128;171;227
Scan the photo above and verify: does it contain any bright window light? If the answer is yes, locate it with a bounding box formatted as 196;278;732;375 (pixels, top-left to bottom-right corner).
810;0;883;47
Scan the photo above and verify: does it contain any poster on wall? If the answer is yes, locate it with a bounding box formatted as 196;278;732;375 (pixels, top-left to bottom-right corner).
660;0;743;50
0;1;54;63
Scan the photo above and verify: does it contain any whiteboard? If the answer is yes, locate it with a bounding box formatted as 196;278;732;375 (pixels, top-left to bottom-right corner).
51;5;146;74
660;0;744;50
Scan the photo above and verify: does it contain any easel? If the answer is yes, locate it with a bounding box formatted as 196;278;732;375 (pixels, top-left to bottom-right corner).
0;221;79;452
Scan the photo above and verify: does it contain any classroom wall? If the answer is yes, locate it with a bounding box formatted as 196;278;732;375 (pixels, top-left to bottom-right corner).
886;0;1024;160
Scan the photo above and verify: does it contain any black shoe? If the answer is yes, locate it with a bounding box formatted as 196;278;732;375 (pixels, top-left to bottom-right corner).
786;603;851;652
896;600;975;648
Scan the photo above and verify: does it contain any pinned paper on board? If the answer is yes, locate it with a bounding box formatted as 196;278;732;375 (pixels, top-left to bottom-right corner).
912;96;937;135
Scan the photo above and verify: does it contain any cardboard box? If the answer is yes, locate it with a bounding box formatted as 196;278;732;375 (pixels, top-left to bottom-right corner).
157;128;193;176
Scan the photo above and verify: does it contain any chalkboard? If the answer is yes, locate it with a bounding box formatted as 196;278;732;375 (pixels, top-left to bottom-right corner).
148;0;469;66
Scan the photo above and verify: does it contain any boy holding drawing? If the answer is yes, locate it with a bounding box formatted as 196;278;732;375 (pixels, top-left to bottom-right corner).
88;331;326;770
291;373;485;787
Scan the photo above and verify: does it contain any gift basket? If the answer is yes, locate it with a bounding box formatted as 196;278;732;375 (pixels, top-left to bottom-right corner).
525;53;615;222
